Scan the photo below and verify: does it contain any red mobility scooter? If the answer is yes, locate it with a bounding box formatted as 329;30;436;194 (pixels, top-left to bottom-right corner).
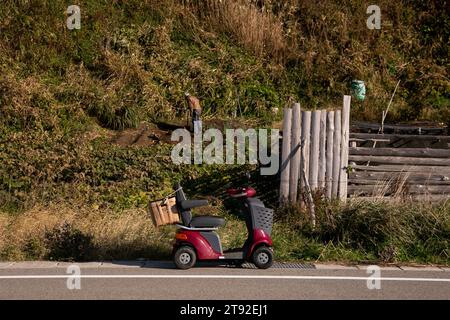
172;181;274;269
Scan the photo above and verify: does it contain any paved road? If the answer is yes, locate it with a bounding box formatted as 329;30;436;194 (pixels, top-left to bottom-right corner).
0;261;449;299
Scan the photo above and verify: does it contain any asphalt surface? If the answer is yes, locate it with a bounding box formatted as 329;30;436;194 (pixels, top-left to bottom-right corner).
0;261;449;300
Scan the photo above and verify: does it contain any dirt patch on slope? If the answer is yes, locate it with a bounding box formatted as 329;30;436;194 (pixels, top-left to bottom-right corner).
111;118;259;147
112;122;182;147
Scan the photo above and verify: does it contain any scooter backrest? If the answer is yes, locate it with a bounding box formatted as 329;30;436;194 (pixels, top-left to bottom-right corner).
174;184;192;226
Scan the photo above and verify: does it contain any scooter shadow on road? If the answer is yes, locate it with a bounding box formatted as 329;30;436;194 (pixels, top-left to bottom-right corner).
111;260;248;269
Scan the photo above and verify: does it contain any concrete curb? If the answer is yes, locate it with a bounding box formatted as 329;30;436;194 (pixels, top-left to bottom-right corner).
0;261;448;271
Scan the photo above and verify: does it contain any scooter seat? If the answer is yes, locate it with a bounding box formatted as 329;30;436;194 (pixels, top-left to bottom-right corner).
190;216;225;228
179;199;208;211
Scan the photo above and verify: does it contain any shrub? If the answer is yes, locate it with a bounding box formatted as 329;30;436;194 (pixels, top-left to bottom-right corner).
44;222;94;261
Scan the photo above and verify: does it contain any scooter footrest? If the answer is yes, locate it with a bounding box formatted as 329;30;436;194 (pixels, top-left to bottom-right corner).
223;251;244;260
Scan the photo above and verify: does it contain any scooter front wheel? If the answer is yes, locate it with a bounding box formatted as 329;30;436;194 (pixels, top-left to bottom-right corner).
252;247;273;269
174;246;197;270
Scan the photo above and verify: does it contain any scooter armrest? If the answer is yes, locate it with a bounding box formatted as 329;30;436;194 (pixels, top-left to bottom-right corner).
179;199;208;211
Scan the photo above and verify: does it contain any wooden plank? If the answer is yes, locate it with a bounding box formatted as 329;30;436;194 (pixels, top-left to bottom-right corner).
331;110;341;198
351;121;447;134
309;110;321;190
349;155;450;166
350;132;450;142
348;195;450;202
349;171;450;181
279;107;292;203
349;147;450;158
288;103;301;203
339;95;351;200
347;184;450;195
409;185;450;194
299;111;311;199
350;138;390;143
350;164;450;173
325;111;335;199
348;179;450;185
318;110;327;189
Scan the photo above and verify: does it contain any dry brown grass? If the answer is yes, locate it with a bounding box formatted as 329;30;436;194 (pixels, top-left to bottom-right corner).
191;0;289;63
0;203;172;261
0;202;246;261
0;214;8;252
371;173;410;199
349;172;450;203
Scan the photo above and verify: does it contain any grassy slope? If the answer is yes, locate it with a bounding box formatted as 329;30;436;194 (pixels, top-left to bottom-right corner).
0;0;448;263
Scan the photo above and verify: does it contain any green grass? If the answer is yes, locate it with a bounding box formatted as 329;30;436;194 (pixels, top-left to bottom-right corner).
2;0;448;129
1;200;448;264
0;0;448;264
273;199;449;265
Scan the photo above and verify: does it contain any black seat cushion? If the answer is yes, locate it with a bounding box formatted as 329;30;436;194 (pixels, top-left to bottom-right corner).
190;216;225;228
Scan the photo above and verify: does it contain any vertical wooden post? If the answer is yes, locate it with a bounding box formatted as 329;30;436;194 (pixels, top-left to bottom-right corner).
325;111;335;199
279;108;292;203
318;110;327;190
301;142;316;228
309;110;321;190
339;95;351;201
299;111;311;201
288;103;301;203
331;110;341;198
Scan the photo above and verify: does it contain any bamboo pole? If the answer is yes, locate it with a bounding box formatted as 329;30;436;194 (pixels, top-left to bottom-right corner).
325;111;335;199
380;80;401;134
309;110;321;190
339;95;351;200
279;108;292;203
331;110;341;198
288;103;301;203
318;110;327;190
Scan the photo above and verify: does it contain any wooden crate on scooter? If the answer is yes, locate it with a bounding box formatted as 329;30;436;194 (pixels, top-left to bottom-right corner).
149;197;180;227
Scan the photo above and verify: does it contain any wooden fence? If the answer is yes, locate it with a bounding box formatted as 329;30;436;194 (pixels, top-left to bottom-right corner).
279;96;351;203
347;133;450;201
279;97;450;203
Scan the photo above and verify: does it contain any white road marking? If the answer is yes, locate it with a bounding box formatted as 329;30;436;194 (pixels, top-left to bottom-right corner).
0;275;449;282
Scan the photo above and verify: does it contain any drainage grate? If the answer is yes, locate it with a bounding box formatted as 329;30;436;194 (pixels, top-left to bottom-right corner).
196;261;316;269
241;262;315;269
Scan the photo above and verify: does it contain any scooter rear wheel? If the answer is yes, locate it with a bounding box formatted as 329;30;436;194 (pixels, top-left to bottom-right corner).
252;247;273;269
174;246;197;269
